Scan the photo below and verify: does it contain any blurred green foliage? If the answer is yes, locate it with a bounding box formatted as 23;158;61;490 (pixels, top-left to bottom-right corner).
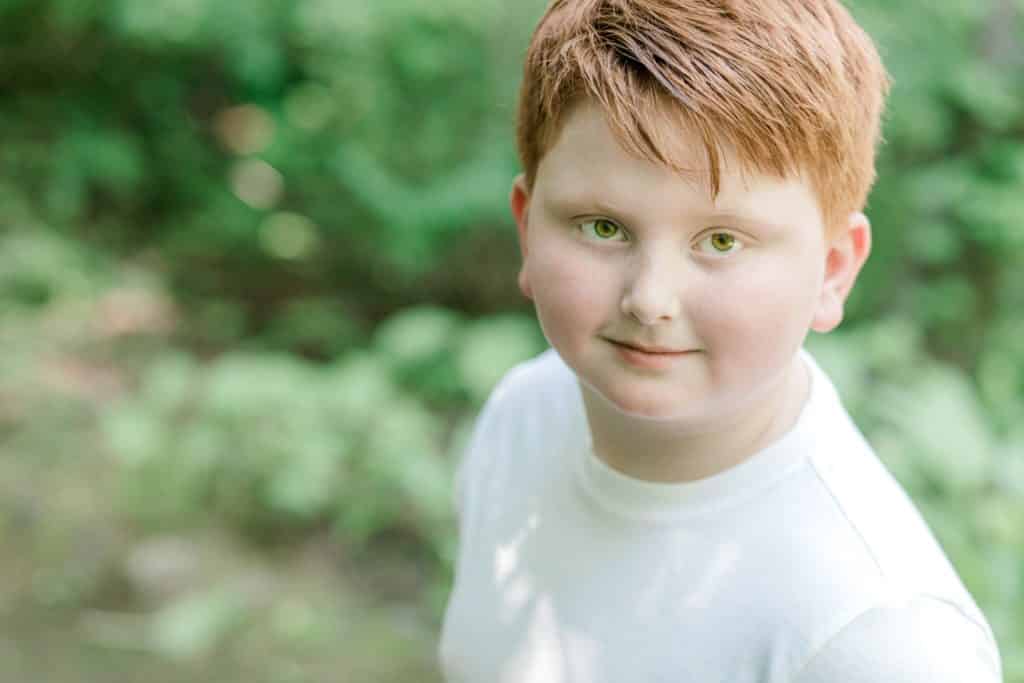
1;0;1023;678
102;310;544;550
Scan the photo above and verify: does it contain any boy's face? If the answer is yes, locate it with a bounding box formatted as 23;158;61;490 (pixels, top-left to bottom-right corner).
511;101;869;421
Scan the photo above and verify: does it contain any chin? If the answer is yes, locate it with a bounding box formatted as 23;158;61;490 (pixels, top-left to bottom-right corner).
592;381;704;422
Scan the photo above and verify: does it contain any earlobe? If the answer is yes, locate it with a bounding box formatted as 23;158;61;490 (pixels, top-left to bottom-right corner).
510;174;533;299
810;212;871;333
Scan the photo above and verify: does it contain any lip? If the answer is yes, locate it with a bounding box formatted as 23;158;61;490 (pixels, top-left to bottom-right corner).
606;338;697;370
607;339;693;355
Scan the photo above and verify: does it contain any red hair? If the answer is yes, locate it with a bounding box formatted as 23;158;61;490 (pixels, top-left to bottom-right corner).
516;0;890;232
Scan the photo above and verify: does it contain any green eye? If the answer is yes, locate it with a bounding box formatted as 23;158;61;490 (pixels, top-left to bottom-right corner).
594;220;617;238
697;231;743;255
711;233;734;251
582;219;625;241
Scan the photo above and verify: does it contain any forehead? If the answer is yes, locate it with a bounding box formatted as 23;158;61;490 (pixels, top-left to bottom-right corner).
534;102;824;230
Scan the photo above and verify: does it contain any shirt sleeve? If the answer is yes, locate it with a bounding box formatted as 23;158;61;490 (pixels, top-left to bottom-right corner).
793;596;1002;683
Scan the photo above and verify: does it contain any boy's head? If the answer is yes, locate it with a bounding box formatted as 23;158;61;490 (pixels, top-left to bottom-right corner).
509;0;889;422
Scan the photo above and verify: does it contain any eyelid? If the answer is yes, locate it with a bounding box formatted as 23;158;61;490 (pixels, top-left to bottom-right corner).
695;227;742;240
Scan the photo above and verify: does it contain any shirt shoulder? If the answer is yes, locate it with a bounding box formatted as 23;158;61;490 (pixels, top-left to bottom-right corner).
793;595;1003;683
463;347;577;445
451;348;578;518
802;398;988;613
770;353;999;672
491;347;576;405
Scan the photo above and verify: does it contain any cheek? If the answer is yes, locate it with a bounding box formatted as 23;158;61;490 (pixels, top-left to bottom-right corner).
527;247;615;336
693;263;820;361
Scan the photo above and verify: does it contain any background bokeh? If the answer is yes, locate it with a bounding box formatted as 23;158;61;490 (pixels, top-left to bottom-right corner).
1;0;1022;680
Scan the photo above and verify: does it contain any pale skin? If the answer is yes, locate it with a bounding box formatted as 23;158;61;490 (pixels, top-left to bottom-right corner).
511;102;871;483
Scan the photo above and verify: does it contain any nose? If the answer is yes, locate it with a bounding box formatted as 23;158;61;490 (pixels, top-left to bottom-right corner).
620;250;682;325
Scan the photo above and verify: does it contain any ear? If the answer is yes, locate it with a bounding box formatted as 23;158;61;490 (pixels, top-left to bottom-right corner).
510;174;533;300
810;212;871;333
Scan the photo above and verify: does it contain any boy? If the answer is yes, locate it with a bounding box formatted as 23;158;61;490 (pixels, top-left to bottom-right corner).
440;1;1003;681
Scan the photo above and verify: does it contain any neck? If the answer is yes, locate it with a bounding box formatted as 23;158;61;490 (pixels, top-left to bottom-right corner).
580;354;810;483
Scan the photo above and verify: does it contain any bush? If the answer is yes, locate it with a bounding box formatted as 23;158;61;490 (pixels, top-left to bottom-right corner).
101;308;545;576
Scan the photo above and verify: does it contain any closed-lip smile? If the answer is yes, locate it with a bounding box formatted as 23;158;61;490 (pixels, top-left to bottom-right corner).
607;339;693;355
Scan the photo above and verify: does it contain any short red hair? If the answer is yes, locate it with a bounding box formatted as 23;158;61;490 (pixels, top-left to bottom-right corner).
516;0;890;232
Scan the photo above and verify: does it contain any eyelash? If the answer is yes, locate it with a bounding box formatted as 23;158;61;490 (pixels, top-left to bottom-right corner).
577;219;745;256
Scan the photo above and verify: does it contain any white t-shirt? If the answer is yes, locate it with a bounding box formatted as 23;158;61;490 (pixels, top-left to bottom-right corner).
439;348;1002;682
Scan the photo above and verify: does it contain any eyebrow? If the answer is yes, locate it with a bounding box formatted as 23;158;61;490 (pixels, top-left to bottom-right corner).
540;192;634;220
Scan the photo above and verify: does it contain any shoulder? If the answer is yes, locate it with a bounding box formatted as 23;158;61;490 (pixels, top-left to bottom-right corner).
799;351;979;603
793;595;1002;683
491;347;574;400
452;348;579;514
782;352;1001;679
471;347;577;432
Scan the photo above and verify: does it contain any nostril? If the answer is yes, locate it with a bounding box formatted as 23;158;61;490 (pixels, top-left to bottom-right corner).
621;280;681;325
